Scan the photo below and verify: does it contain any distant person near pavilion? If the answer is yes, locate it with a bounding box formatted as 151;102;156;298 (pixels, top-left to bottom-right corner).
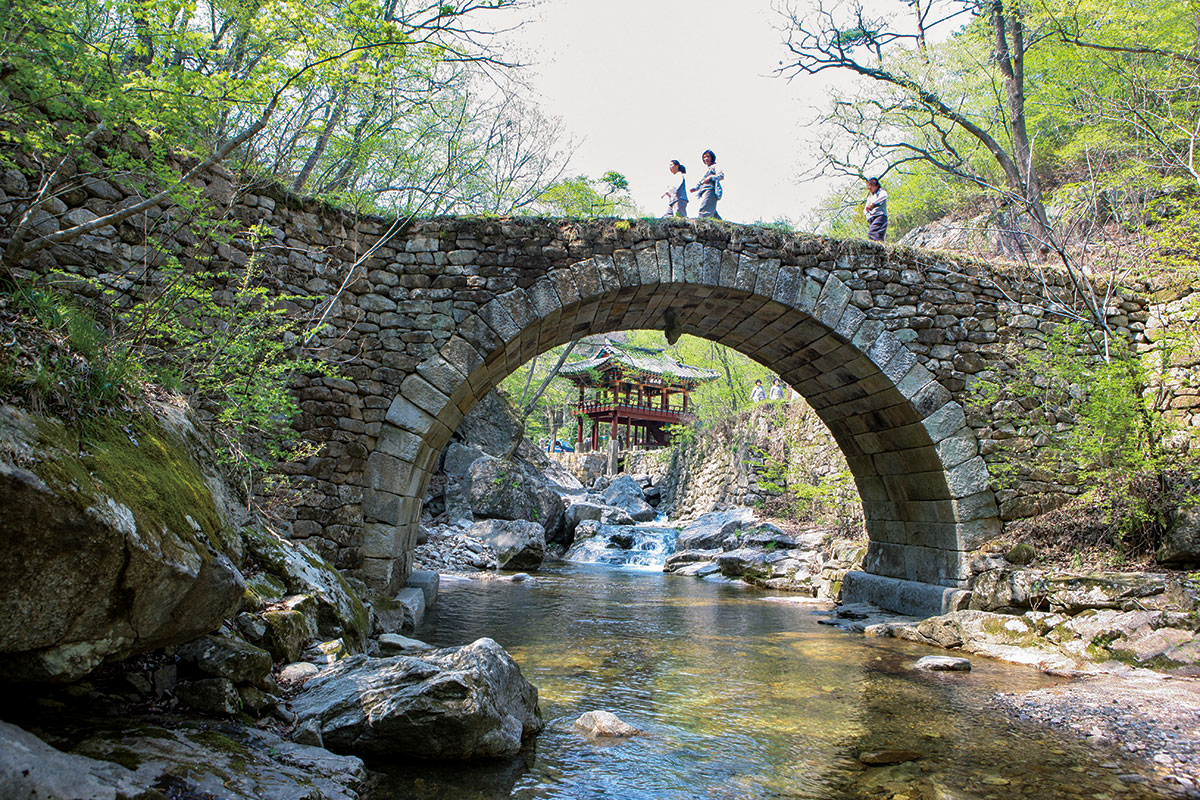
865;177;888;242
750;379;767;403
691;149;724;219
769;378;785;401
663;160;688;217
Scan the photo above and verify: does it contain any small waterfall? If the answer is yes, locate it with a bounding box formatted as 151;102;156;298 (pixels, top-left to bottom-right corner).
564;522;678;569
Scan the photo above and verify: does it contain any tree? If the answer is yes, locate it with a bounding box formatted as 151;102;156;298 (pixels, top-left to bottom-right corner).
779;0;1048;234
531;171;637;217
0;0;534;269
778;0;1199;353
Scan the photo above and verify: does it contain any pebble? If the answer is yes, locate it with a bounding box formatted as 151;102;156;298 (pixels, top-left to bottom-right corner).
858;749;922;765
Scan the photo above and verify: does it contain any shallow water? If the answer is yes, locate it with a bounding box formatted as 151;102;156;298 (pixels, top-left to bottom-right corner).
369;562;1175;800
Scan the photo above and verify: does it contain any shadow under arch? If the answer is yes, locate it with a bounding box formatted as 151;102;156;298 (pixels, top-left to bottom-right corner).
364;251;1000;615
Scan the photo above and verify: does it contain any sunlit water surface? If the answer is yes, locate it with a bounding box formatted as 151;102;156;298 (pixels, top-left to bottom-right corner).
368;562;1173;800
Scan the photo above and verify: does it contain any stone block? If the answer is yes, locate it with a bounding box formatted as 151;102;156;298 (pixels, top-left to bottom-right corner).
406;569;440;608
920;402;968;444
416;353;468;398
573;257;603;298
549;267;582;306
356;556;395;590
815;276;851;329
395;587;427;631
593;254;621;290
882;347;918;385
497;289;535;332
361;522;397;560
477;298;521;341
719;250;740;287
842;571;971;616
686;242;709;283
527;279;561;320
771;266;802;308
613;249;640;286
862;541;906;579
656;240;675;281
934;428;979;469
954;516;1003;550
398;373;450;419
700;244;721;285
635;245;660;284
951;490;1000;522
734;253;759;293
360;481;401;523
944;456;991;499
753;258;782;299
834;303;866;341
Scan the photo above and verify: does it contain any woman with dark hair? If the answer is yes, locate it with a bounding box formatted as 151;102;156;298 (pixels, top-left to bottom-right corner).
690;149;724;219
662;159;688;217
864;177;888;242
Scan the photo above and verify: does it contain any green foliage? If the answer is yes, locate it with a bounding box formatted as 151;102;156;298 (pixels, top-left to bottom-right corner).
2;230;330;487
754;438;858;531
531;172;638;217
803;0;1200;240
974;320;1195;557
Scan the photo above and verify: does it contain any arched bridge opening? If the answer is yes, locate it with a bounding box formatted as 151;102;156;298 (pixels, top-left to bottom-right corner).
357;227;1006;615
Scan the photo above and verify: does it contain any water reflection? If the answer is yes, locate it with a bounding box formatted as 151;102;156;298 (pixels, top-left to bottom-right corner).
368;563;1173;800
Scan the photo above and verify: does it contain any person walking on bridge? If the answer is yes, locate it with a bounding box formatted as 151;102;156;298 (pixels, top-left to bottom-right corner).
864;177;888;242
690;149;724;219
663;160;688;217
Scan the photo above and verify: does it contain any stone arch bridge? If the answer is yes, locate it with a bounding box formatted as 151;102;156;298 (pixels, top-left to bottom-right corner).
239;214;1146;614
37;172;1150;614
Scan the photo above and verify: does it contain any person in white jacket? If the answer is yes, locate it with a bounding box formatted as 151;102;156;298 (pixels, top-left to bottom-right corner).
662;160;688;217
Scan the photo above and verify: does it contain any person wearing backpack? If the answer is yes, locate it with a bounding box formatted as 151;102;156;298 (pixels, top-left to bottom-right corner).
690;149;724;219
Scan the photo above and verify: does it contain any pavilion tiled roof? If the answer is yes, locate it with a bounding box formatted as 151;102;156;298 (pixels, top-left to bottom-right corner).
559;341;719;383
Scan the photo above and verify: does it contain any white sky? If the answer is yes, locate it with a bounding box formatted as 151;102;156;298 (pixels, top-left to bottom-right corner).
501;0;843;226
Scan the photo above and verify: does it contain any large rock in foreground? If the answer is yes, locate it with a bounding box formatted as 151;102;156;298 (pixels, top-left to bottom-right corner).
470;519;546;570
0;717;365;800
291;637;543;758
0;404;245;682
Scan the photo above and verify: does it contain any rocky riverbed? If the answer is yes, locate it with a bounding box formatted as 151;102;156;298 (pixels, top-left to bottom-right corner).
991;673;1200;795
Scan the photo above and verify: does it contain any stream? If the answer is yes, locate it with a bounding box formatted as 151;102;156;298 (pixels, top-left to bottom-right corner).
367;561;1176;799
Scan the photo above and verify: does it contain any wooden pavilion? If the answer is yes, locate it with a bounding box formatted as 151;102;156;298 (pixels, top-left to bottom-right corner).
558;341;719;451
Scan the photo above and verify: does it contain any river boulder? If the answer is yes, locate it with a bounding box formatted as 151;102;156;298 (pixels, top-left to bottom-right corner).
470;519;547;570
1160;506;1200;566
676;509;756;550
290;638;543;759
602;475;657;522
0;717;366;800
242;527;370;654
0;404;245;682
573;710;640;737
970;567;1198;615
467;455;564;542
